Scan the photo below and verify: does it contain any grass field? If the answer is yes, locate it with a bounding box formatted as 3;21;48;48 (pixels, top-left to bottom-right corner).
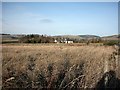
2;43;120;89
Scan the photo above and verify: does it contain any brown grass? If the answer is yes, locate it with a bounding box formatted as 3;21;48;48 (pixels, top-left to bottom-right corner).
2;43;119;89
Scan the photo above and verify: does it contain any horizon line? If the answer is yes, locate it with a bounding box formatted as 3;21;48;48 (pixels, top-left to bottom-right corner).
0;33;119;37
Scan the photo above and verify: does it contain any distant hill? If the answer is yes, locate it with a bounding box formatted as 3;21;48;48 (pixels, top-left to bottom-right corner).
53;35;100;40
1;34;25;39
101;34;120;40
78;35;100;39
0;34;25;43
53;35;82;40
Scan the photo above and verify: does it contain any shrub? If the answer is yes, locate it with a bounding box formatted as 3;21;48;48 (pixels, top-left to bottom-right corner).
103;40;119;46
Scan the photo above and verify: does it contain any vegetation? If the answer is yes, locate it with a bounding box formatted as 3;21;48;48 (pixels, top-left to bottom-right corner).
1;34;119;46
103;40;120;46
1;34;120;88
2;40;19;44
19;34;55;43
2;44;119;89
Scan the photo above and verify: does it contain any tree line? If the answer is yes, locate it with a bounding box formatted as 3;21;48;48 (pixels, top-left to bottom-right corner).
19;34;55;43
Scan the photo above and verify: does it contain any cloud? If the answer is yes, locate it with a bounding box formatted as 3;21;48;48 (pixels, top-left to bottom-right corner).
40;19;53;23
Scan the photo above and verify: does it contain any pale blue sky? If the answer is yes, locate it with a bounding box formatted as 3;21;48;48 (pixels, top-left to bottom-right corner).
2;2;118;36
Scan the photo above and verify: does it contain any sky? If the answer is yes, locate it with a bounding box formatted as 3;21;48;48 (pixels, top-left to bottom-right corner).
2;2;118;36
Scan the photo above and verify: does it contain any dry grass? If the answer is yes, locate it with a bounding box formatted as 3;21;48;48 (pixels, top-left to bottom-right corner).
2;43;119;89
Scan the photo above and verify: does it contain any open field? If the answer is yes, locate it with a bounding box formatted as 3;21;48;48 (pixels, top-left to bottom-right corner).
2;43;120;89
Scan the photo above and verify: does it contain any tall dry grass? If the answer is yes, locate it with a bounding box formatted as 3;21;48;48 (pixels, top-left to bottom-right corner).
2;44;119;89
